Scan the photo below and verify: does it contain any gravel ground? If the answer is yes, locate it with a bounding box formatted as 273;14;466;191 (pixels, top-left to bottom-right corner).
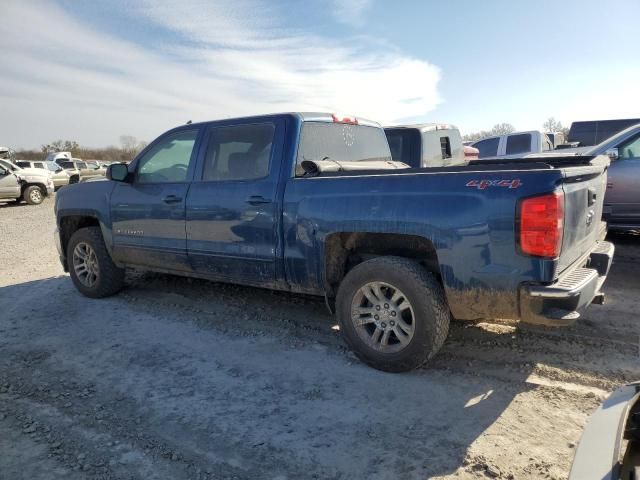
0;195;638;480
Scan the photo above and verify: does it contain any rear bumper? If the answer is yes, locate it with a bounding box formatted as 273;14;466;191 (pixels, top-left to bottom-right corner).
519;240;614;326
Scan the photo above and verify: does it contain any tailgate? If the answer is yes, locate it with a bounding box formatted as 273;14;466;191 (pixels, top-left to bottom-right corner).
557;156;609;274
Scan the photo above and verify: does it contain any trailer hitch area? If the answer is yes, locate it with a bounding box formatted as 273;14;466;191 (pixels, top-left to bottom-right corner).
592;292;606;305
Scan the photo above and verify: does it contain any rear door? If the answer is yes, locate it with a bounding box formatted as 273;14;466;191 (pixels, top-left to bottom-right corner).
110;128;201;271
605;132;640;226
185;118;285;284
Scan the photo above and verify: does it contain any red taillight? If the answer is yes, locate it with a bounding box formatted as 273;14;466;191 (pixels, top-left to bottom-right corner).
332;114;358;125
519;192;564;258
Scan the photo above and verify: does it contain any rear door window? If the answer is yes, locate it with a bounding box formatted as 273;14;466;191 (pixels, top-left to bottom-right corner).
474;137;500;158
505;134;532;155
202;123;275;181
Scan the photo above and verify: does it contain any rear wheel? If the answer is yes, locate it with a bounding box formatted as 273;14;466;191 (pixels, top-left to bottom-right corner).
23;185;44;205
336;256;450;372
67;227;125;298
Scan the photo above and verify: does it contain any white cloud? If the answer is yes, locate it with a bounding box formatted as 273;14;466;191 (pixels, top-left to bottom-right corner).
0;0;440;148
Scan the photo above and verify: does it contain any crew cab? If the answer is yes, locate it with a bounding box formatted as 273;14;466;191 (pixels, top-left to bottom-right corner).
54;113;614;372
472;130;553;159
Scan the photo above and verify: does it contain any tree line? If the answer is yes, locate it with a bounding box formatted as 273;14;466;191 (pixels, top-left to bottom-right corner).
15;136;148;163
463;117;569;142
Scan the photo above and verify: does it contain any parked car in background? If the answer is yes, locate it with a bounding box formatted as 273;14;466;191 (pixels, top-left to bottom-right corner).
48;151;73;163
0;163;23;202
58;159;103;183
55;112;613;372
545;131;566;148
85;160;107;176
15;160;71;190
72;158;104;180
531;123;640;231
471;130;553;159
384;123;466;167
463;144;479;161
568;118;640;147
0;158;54;204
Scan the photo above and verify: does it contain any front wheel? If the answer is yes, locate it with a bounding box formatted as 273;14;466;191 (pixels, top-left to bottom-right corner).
67;227;125;298
23;185;44;205
336;256;450;372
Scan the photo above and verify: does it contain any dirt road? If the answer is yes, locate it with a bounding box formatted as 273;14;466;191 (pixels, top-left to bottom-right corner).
1;196;638;479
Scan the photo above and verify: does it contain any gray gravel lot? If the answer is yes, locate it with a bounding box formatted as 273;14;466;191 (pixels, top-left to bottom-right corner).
0;195;638;479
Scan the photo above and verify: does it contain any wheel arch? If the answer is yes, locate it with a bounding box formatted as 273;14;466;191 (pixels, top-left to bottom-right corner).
324;232;442;297
58;215;104;270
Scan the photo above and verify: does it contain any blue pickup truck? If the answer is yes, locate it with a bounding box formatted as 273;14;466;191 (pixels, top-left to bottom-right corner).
54;112;614;372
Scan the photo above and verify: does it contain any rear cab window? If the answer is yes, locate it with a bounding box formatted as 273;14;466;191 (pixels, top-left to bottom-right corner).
296;122;391;176
505;133;532;155
474;137;500;158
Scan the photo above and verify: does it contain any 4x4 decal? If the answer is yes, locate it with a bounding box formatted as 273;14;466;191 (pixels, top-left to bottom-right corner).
466;179;522;190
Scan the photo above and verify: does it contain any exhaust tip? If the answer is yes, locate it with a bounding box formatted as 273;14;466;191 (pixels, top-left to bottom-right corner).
592;292;605;305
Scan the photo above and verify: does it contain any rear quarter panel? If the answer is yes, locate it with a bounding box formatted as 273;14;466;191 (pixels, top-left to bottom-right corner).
283;168;564;321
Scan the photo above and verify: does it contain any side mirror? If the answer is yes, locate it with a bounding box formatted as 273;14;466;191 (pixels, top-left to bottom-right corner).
55;167;63;172
107;163;130;182
605;148;619;161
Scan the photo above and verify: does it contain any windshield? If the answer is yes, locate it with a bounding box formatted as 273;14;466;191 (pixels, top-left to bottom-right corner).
0;159;18;171
296;122;391;175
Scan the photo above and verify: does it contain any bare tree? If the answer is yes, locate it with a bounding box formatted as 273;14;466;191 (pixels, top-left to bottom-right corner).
463;123;516;142
542;117;570;139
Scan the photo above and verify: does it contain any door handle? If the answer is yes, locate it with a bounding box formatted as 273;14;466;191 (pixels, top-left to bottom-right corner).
163;195;182;204
247;195;271;205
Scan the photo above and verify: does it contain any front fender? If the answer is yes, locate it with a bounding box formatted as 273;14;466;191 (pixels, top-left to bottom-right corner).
55;181;116;254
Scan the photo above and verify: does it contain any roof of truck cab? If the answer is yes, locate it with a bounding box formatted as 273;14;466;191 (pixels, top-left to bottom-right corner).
174;112;382;129
384;123;458;132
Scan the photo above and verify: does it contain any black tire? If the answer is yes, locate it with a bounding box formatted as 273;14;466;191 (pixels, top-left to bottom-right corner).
67;227;125;298
23;185;44;205
336;256;450;372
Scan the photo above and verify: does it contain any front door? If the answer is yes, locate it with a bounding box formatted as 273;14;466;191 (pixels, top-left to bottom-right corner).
110;128;200;272
0;168;20;199
605;133;640;226
186;119;284;284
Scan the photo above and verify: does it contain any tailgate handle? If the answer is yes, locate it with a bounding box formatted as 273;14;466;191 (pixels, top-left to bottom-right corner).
587;188;597;206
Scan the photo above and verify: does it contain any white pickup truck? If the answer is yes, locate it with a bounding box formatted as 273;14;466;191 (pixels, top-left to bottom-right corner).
471;130;553;159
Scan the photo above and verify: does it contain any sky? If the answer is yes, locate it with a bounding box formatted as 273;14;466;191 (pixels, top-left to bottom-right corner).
1;0;639;149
